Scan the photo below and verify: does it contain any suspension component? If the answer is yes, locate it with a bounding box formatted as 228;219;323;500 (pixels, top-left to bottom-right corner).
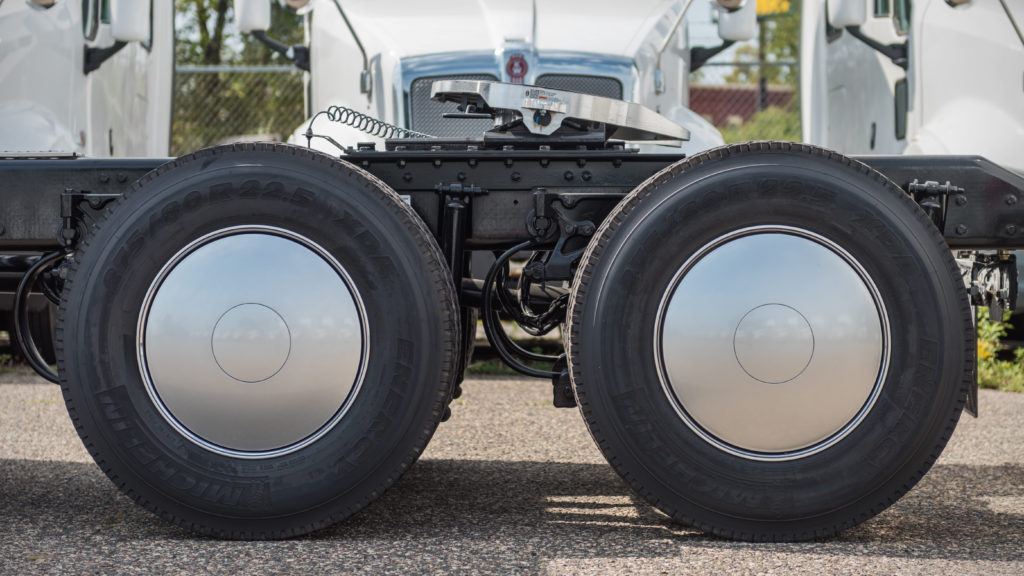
909;179;962;229
13;251;66;383
957;251;1019;321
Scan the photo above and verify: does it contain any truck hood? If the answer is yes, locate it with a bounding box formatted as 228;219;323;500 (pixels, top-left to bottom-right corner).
331;0;680;59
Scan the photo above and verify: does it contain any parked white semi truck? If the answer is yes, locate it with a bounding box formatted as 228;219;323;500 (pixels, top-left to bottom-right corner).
801;0;1024;320
236;0;760;154
0;0;173;361
801;0;1024;175
0;0;173;156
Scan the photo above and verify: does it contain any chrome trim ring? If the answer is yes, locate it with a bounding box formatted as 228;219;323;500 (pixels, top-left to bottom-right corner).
137;226;369;459
654;225;890;461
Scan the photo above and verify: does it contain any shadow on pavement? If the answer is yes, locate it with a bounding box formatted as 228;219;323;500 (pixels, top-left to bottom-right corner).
1;457;1022;565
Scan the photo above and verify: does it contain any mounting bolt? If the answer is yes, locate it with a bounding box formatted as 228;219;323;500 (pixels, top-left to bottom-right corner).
581;170;592;181
402;172;413;182
954;194;967;206
1007;224;1018;236
1007;195;1018;206
116;172;127;183
563;171;574;181
98;173;110;184
457;172;466;181
955;224;969;236
511;171;521;182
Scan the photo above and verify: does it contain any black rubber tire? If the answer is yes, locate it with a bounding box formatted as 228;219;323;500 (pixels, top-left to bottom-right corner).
58;143;460;539
567;142;974;541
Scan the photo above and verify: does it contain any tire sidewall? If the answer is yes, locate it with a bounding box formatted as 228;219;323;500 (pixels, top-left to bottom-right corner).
572;151;968;534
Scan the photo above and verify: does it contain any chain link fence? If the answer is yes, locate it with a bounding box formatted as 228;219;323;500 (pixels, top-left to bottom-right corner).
689;60;800;144
170;61;801;155
171;65;306;156
171;24;799;154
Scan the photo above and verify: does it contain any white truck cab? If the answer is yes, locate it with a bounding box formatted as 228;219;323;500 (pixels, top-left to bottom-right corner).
0;0;173;156
801;0;1024;174
235;0;759;154
0;0;173;364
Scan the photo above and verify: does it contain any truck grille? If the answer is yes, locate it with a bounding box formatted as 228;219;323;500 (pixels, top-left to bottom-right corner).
535;75;623;99
408;74;623;138
409;74;499;138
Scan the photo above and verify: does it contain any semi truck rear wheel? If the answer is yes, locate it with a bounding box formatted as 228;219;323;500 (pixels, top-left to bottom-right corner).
567;142;974;541
58;144;459;538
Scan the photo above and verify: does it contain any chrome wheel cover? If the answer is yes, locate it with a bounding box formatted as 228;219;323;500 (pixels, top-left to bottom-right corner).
138;226;368;458
655;225;889;461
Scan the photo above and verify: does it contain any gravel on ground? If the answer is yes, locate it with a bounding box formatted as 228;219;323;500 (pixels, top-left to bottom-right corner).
1;368;1022;575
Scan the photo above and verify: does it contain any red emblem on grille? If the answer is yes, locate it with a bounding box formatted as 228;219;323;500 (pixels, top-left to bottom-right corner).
505;54;528;84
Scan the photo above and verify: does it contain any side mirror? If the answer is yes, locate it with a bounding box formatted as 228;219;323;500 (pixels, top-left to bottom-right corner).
827;0;868;28
716;0;757;43
235;0;272;33
109;0;151;43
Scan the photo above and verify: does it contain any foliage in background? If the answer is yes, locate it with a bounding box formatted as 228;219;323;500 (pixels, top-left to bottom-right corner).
977;307;1024;393
719;105;801;142
171;0;306;154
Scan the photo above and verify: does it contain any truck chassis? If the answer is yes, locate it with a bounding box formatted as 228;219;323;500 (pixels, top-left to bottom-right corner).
2;81;1023;540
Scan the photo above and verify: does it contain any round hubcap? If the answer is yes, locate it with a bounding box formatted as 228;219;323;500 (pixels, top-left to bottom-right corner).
733;304;814;384
656;226;888;460
139;226;367;458
211;303;292;383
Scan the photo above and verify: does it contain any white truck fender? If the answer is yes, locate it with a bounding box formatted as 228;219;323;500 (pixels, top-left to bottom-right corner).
906;98;1024;176
656;105;726;155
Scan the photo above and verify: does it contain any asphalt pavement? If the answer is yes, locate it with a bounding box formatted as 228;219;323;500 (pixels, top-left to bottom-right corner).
1;367;1023;575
